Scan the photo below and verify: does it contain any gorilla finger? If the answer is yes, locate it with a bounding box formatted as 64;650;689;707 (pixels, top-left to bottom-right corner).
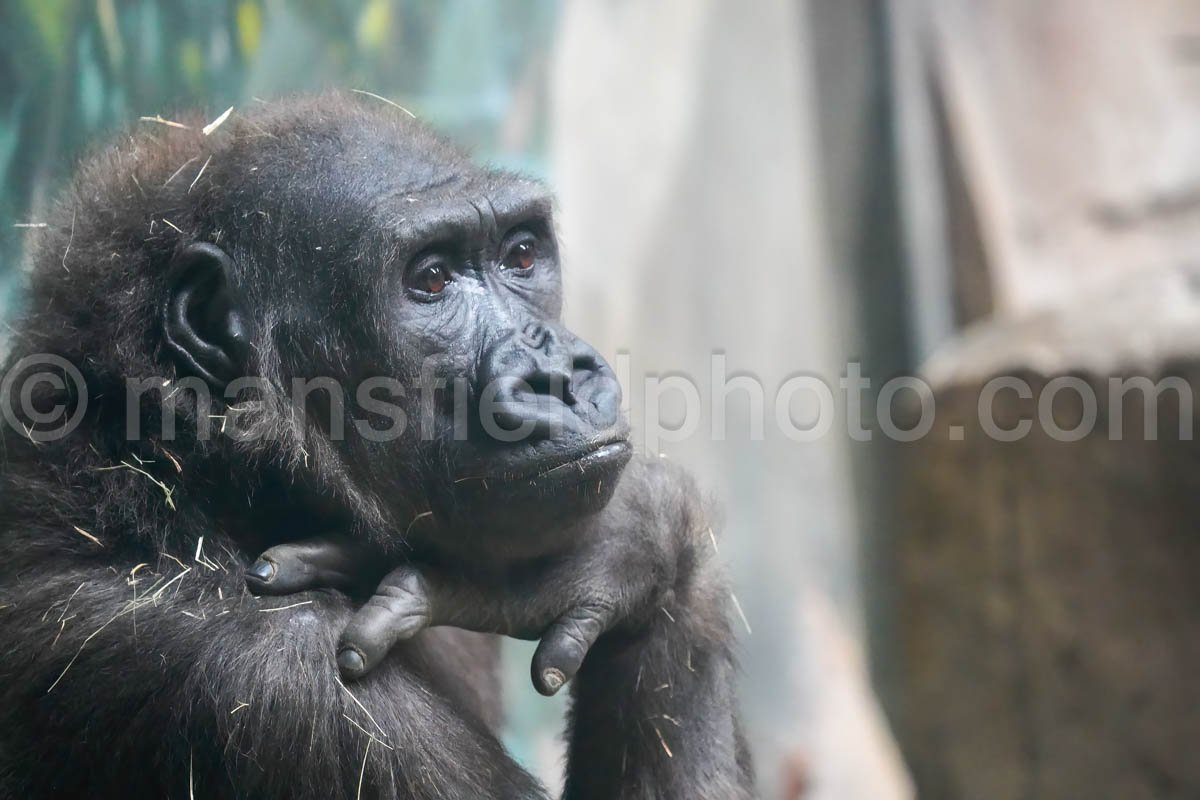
245;536;367;596
530;603;614;696
337;567;433;680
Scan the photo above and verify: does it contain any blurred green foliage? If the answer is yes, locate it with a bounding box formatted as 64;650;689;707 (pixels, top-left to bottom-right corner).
0;0;558;299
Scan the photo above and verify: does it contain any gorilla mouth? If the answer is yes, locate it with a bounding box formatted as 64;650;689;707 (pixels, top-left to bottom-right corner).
529;440;632;481
456;436;632;489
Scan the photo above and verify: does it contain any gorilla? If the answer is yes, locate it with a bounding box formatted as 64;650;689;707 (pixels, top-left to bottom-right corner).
0;93;754;799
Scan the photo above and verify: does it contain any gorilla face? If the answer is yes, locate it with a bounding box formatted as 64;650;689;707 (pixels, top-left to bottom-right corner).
161;108;631;550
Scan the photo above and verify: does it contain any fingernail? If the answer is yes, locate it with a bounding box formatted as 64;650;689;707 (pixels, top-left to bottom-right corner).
246;559;275;582
338;648;365;676
542;668;566;693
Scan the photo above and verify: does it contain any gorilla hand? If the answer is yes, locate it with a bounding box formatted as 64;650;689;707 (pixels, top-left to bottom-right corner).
245;458;690;696
247;459;754;797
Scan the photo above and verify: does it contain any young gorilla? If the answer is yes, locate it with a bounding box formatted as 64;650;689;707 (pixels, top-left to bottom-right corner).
0;94;754;799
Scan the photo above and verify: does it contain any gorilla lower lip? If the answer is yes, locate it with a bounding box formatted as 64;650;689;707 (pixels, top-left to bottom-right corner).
520;440;633;492
536;442;629;478
456;440;632;488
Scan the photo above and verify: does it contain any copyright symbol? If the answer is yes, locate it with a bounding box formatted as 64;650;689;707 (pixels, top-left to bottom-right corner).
0;354;88;443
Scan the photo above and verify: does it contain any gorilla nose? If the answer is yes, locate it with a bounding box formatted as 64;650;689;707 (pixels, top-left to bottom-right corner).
517;321;576;405
477;323;622;442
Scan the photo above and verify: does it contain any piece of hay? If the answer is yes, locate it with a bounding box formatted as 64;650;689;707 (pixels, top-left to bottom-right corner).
61;210;75;272
258;600;313;613
71;526;103;547
730;592;752;635
164;156;199;186
188;155;212;193
139;115;190;130
203;106;234;136
94;460;176;510
351;89;416;119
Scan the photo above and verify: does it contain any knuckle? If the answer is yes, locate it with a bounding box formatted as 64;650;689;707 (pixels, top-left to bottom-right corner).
382;570;425;596
365;593;407;616
557;619;590;651
558;604;610;647
578;594;617;623
582;598;615;622
368;590;425;619
376;572;425;606
377;582;417;603
338;625;369;650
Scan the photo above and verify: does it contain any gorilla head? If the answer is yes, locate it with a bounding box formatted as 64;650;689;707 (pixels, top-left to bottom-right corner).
23;93;630;560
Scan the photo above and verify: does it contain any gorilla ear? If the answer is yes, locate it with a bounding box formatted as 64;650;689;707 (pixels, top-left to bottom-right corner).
163;242;250;391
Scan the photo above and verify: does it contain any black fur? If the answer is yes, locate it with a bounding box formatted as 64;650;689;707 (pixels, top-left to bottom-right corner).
0;93;752;799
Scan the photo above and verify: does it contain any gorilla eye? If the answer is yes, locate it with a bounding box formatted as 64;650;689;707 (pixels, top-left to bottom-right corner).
502;239;537;272
406;257;451;297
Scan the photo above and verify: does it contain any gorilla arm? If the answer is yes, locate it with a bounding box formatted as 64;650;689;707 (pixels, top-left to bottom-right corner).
0;539;548;800
249;457;757;800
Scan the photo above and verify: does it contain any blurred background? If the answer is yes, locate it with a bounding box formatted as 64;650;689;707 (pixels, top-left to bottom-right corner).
4;1;1200;798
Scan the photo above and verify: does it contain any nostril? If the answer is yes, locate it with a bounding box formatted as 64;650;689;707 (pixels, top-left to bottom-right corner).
524;369;576;405
567;350;622;423
572;353;599;372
